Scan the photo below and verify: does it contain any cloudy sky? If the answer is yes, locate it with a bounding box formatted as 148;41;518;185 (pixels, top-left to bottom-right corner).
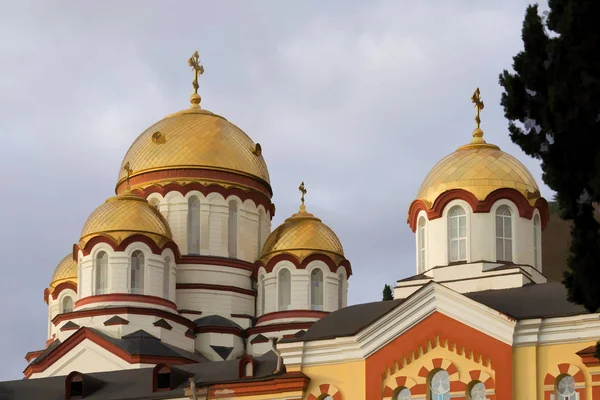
0;0;551;380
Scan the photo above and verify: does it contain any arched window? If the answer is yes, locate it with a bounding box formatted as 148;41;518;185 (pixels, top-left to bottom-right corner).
556;375;576;400
448;206;467;262
468;382;486;400
187;196;200;255
418;216;427;272
395;387;411;400
61;296;73;313
311;269;324;311
278;269;291;311
257;210;264;258
430;370;450;400
163;256;171;299
130;251;144;294
338;274;344;309
66;372;84;399
533;214;541;269
260;275;266;315
95;251;108;295
153;364;171;392
228;200;238;258
496;205;513;262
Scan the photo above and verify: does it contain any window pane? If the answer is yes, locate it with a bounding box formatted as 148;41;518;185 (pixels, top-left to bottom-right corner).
450;217;457;232
459;239;466;260
505;239;513;261
459;216;466;237
450;241;458;261
496;215;503;237
496;238;504;260
504;217;512;239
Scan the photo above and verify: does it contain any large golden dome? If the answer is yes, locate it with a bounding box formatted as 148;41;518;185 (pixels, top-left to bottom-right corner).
116;105;270;192
260;204;345;265
79;192;173;249
49;254;77;290
416;119;541;209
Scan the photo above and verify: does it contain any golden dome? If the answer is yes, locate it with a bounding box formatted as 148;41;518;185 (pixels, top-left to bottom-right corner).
116;105;270;192
416;129;540;208
79;192;173;249
260;204;345;265
50;254;77;290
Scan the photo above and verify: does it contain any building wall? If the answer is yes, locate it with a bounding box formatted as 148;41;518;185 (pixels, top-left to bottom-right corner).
416;199;542;274
300;360;365;400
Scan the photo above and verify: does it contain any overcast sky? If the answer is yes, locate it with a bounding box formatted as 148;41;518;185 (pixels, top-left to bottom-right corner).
0;0;551;380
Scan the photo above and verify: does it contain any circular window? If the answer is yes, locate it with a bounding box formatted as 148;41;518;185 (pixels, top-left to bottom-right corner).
557;375;576;399
469;381;486;400
396;387;411;400
430;370;450;397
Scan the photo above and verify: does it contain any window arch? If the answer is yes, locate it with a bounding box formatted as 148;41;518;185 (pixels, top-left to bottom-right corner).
533;214;541;269
61;296;73;313
417;216;427;272
395;387;411;400
468;381;486;400
429;370;450;400
448;206;467;262
95;251;108;295
130;250;145;294
496;205;513;262
311;269;324;311
66;371;84;399
228;200;238;258
163;256;171;299
187;196;200;255
260;274;266;315
278;269;291;311
153;364;171;392
556;375;576;400
338;274;344;309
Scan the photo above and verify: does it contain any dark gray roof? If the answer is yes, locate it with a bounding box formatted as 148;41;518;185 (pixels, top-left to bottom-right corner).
465;282;588;319
194;315;243;330
1;352;281;400
210;345;233;360
284;299;404;342
104;316;129;325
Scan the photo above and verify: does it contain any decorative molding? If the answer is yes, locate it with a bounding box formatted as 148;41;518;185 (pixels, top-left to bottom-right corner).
75;293;177;310
195;325;244;338
256;252;352;277
256;310;329;325
513;314;600;346
246;322;314;336
175;283;255;297
307;383;342;400
577;346;600;367
407;188;549;232
208;371;309;398
74;235;180;258
178;255;254;272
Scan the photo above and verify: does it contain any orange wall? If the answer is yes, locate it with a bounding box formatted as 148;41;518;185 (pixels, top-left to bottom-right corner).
365;312;513;398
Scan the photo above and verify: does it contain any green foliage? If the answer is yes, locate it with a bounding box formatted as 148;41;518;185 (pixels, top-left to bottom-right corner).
499;0;600;318
382;284;394;301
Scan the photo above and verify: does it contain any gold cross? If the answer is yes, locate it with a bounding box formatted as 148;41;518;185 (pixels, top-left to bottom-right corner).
471;87;485;129
123;162;133;189
188;51;204;95
298;182;307;205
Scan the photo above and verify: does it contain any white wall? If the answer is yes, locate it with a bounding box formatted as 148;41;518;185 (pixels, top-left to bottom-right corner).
415;199;543;274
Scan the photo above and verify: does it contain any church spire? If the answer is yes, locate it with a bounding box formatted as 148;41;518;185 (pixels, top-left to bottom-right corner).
470;87;486;144
188;50;205;108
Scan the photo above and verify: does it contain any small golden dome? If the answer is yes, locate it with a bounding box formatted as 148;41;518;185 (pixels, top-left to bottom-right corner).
260;206;345;265
79;192;173;249
416;138;540;208
50;254;77;290
116;106;270;191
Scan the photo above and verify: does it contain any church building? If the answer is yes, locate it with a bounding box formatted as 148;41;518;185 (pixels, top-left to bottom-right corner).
0;53;598;400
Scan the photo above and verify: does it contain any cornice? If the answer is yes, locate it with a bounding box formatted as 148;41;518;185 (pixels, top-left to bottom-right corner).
513;314;600;346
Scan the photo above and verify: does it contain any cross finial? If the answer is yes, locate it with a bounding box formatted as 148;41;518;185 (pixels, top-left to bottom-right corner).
188;50;204;106
123;162;133;191
471;87;485;129
298;182;307;212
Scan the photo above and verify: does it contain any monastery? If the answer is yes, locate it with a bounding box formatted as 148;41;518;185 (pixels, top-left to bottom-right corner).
0;52;598;400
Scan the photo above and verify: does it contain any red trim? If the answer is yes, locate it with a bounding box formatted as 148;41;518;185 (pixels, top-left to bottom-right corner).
178;255;255;272
74;235;180;258
52;306;196;330
256;310;329;325
407;188;550;232
44;288;50;304
176;283;255;297
577;346;600;367
238;355;255;379
256;253;352;277
195;326;244;337
178;309;203;316
50;282;78;300
208;371;309;398
115;171;275;216
65;371;84;399
24;328;197;378
246;321;314;336
24;350;44;363
75;293;177;310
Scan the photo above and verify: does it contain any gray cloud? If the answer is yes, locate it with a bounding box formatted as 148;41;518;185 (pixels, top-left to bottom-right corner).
0;0;549;380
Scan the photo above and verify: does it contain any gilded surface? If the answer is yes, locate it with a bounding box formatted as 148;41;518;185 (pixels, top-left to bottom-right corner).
79;193;172;249
416;142;541;208
50;254;77;289
260;207;345;265
116;107;270;188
